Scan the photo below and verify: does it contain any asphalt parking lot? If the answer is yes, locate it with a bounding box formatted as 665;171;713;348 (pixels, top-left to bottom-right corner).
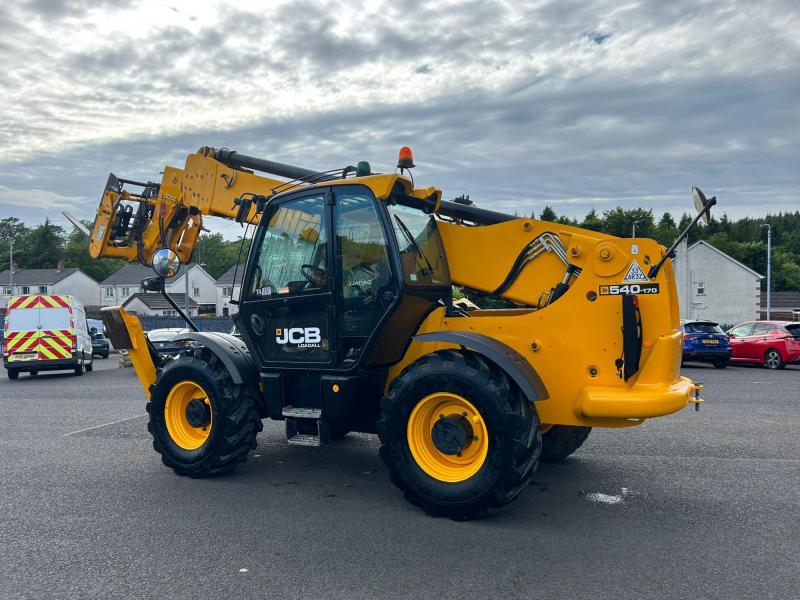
1;359;798;600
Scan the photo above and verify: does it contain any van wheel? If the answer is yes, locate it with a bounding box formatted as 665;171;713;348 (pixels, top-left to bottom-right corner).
7;369;19;380
30;369;39;377
85;359;93;373
74;363;84;376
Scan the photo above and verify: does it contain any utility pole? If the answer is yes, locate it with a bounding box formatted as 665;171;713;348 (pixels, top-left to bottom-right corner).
762;224;771;319
9;239;13;293
185;267;190;316
632;222;636;238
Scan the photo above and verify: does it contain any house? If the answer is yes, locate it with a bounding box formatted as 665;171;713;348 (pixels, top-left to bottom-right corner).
0;265;100;309
672;240;763;326
760;291;800;321
214;264;244;317
100;263;216;313
123;293;199;317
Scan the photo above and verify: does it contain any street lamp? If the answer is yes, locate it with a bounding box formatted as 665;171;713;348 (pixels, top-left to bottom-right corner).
762;224;771;319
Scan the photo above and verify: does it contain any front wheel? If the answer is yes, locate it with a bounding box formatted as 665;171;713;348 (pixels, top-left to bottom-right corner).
7;369;19;380
378;350;541;520
147;348;262;477
713;360;729;369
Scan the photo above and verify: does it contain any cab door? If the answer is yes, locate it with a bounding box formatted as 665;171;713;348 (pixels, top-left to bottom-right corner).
238;190;336;368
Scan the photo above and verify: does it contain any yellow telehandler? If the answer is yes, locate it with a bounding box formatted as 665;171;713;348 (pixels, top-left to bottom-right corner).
90;145;706;519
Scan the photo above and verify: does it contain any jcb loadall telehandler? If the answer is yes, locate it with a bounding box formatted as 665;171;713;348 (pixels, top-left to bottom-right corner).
90;145;708;519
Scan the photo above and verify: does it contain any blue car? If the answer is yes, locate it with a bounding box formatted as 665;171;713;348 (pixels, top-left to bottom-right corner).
681;320;732;368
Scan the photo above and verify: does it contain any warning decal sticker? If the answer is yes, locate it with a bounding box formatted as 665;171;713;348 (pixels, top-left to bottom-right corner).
622;260;648;283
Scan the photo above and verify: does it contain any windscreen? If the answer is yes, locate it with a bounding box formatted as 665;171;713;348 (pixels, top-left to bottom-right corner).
38;308;71;330
684;322;723;334
6;308;39;332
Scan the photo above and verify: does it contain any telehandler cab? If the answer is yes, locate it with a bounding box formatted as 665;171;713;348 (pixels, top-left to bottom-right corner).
90;146;707;519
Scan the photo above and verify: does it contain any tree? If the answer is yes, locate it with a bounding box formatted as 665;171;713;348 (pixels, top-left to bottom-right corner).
62;222;124;282
22;219;65;269
539;206;557;222
654;213;678;246
0;217;30;270
580;209;603;232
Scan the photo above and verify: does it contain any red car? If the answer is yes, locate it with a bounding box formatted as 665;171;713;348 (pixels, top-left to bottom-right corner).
727;321;800;369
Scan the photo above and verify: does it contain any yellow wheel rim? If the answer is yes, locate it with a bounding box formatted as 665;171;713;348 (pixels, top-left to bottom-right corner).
164;380;213;450
407;392;489;483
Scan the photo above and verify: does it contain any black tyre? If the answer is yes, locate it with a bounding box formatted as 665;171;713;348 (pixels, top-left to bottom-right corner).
540;425;592;462
74;363;83;376
147;347;262;478
7;369;19;380
85;359;93;373
30;369;39;377
764;349;784;370
713;360;729;369
377;350;541;520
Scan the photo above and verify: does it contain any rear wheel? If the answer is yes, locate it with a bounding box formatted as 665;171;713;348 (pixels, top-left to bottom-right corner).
85;358;93;372
7;369;19;380
74;362;83;376
30;369;39;377
713;360;729;369
764;349;784;370
147;347;262;477
378;350;541;520
540;425;592;462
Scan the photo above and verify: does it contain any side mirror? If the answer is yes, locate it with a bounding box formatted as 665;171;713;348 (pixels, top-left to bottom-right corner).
152;247;181;278
692;187;714;224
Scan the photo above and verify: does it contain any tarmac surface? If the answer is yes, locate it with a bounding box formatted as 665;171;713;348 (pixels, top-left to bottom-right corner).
1;357;798;599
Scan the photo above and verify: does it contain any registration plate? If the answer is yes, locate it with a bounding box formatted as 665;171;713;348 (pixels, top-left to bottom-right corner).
12;352;38;361
701;339;720;345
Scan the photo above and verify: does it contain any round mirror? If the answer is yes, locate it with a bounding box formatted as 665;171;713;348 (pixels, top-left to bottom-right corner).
692;186;711;224
152;248;181;278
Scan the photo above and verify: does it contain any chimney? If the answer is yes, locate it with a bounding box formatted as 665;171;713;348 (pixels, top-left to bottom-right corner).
57;260;64;271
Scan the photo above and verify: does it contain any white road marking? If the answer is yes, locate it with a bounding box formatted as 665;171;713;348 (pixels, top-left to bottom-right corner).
63;413;147;437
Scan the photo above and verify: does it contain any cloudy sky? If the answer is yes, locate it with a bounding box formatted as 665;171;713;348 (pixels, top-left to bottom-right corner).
0;0;797;236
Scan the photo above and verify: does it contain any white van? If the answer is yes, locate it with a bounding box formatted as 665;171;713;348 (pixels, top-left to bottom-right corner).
2;294;93;380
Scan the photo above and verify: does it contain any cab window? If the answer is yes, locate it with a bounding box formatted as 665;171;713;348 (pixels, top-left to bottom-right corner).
386;204;449;286
248;194;328;298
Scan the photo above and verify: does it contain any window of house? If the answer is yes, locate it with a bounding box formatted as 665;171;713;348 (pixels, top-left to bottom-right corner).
163;310;169;316
105;287;114;297
21;286;30;294
121;287;130;296
2;286;11;295
193;287;200;296
223;307;229;317
223;286;233;297
696;281;705;295
38;285;48;294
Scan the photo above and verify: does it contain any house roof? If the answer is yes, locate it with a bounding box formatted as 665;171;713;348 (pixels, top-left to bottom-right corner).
0;268;84;285
760;291;800;309
215;265;245;286
123;293;197;310
101;263;205;285
685;240;764;279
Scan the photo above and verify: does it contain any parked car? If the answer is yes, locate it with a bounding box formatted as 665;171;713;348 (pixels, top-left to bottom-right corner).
2;294;93;379
146;328;193;357
91;332;110;358
727;321;800;369
680;320;732;368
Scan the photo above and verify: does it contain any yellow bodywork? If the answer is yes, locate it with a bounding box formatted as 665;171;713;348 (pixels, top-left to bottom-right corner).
90;147;701;430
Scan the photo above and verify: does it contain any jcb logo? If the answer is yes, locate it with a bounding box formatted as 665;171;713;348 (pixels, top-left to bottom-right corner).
275;327;321;347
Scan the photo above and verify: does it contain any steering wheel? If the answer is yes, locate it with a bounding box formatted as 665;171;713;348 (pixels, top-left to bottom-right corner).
300;264;326;287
